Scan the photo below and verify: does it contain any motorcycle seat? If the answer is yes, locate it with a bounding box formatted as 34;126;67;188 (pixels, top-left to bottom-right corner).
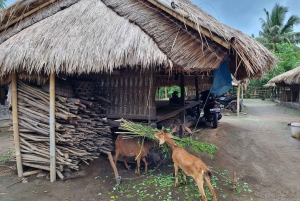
221;96;237;102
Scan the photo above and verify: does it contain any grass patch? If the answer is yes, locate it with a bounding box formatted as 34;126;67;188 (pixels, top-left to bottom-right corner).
0;130;12;138
0;148;13;162
106;167;253;201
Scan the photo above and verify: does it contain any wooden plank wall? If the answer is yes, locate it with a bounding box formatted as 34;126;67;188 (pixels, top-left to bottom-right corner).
99;69;156;118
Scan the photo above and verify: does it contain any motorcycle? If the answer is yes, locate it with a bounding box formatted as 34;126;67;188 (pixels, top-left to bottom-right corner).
200;90;222;128
217;94;242;113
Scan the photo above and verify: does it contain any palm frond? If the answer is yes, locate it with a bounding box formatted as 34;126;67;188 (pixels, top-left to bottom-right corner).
117;119;218;158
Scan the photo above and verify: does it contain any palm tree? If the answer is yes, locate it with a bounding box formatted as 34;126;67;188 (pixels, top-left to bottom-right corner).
257;3;300;52
0;0;6;9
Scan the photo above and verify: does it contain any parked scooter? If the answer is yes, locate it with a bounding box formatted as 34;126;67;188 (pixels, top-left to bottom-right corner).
217;94;242;113
200;90;222;128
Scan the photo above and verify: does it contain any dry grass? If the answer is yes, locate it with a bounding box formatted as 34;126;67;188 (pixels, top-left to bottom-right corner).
268;66;300;85
0;0;277;81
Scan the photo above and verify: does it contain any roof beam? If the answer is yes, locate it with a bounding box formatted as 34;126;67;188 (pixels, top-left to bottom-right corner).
146;0;230;49
0;0;56;32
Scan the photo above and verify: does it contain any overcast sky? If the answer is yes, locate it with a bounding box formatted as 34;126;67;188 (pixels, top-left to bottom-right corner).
5;0;300;37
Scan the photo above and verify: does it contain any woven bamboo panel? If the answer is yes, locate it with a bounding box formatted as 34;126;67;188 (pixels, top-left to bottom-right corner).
99;69;156;117
72;80;95;96
42;78;74;97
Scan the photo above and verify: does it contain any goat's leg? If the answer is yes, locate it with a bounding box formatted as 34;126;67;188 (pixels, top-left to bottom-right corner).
195;175;207;201
122;156;130;170
204;174;217;201
174;162;179;187
114;151;119;165
141;156;148;174
136;155;141;176
181;169;187;185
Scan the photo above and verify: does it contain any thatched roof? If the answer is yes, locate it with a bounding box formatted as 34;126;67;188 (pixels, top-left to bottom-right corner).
268;66;300;85
0;0;277;82
263;83;276;88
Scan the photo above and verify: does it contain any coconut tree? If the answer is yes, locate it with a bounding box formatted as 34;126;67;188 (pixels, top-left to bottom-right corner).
0;0;6;9
257;3;300;52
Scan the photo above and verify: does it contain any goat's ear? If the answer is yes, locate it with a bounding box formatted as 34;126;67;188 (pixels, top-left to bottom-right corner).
158;137;165;145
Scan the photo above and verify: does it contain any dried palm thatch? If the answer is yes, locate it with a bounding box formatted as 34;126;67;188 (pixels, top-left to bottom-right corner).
263;83;276;88
0;0;168;77
102;0;277;78
0;0;277;81
268;66;300;85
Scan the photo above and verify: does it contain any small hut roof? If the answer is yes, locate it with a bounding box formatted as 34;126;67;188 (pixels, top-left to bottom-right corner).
0;0;277;80
263;83;276;88
268;66;300;85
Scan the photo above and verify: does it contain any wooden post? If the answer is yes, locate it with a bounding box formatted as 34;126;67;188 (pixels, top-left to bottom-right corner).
291;86;293;103
165;87;168;99
11;73;23;177
180;73;185;106
194;75;200;115
241;84;244;102
179;73;185;125
49;73;56;182
237;83;240;116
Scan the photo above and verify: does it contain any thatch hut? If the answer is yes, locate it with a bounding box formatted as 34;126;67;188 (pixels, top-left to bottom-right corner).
268;66;300;107
0;0;276;181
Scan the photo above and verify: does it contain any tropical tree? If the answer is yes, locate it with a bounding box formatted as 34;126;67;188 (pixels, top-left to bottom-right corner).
249;43;300;87
257;3;300;52
0;0;6;9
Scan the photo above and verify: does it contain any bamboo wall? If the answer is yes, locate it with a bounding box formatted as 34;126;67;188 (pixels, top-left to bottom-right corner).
99;69;156;118
156;75;212;88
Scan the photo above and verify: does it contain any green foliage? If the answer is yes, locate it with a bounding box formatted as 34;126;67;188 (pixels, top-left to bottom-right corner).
258;3;300;51
156;86;181;99
252;4;300;87
117;119;218;159
249;43;300;87
108;169;253;200
245;92;251;99
0;149;13;162
0;0;6;9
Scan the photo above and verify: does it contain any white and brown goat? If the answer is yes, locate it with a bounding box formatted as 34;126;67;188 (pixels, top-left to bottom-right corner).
154;131;217;201
114;135;154;176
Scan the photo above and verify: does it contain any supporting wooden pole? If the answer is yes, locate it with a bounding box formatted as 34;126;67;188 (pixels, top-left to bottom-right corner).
179;73;185;127
11;73;23;177
180;73;185;106
291;86;293;103
194;75;200;115
237;84;240;116
165;87;168;99
49;73;56;182
241;84;244;102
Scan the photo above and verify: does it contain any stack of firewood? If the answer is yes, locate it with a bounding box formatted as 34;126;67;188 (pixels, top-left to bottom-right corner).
16;81;113;179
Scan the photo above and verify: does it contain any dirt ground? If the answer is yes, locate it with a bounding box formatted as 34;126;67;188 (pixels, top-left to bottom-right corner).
1;99;300;201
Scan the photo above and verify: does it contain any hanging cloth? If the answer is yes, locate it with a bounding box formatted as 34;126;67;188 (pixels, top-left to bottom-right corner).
210;60;233;96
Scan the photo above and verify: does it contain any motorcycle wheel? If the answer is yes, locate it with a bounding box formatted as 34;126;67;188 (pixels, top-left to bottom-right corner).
229;102;242;112
229;102;237;113
212;113;218;128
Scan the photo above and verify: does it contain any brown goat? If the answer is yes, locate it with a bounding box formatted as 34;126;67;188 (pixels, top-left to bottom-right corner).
114;135;154;176
154;131;217;201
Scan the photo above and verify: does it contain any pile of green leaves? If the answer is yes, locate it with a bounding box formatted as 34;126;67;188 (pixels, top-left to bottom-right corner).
117;119;218;158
